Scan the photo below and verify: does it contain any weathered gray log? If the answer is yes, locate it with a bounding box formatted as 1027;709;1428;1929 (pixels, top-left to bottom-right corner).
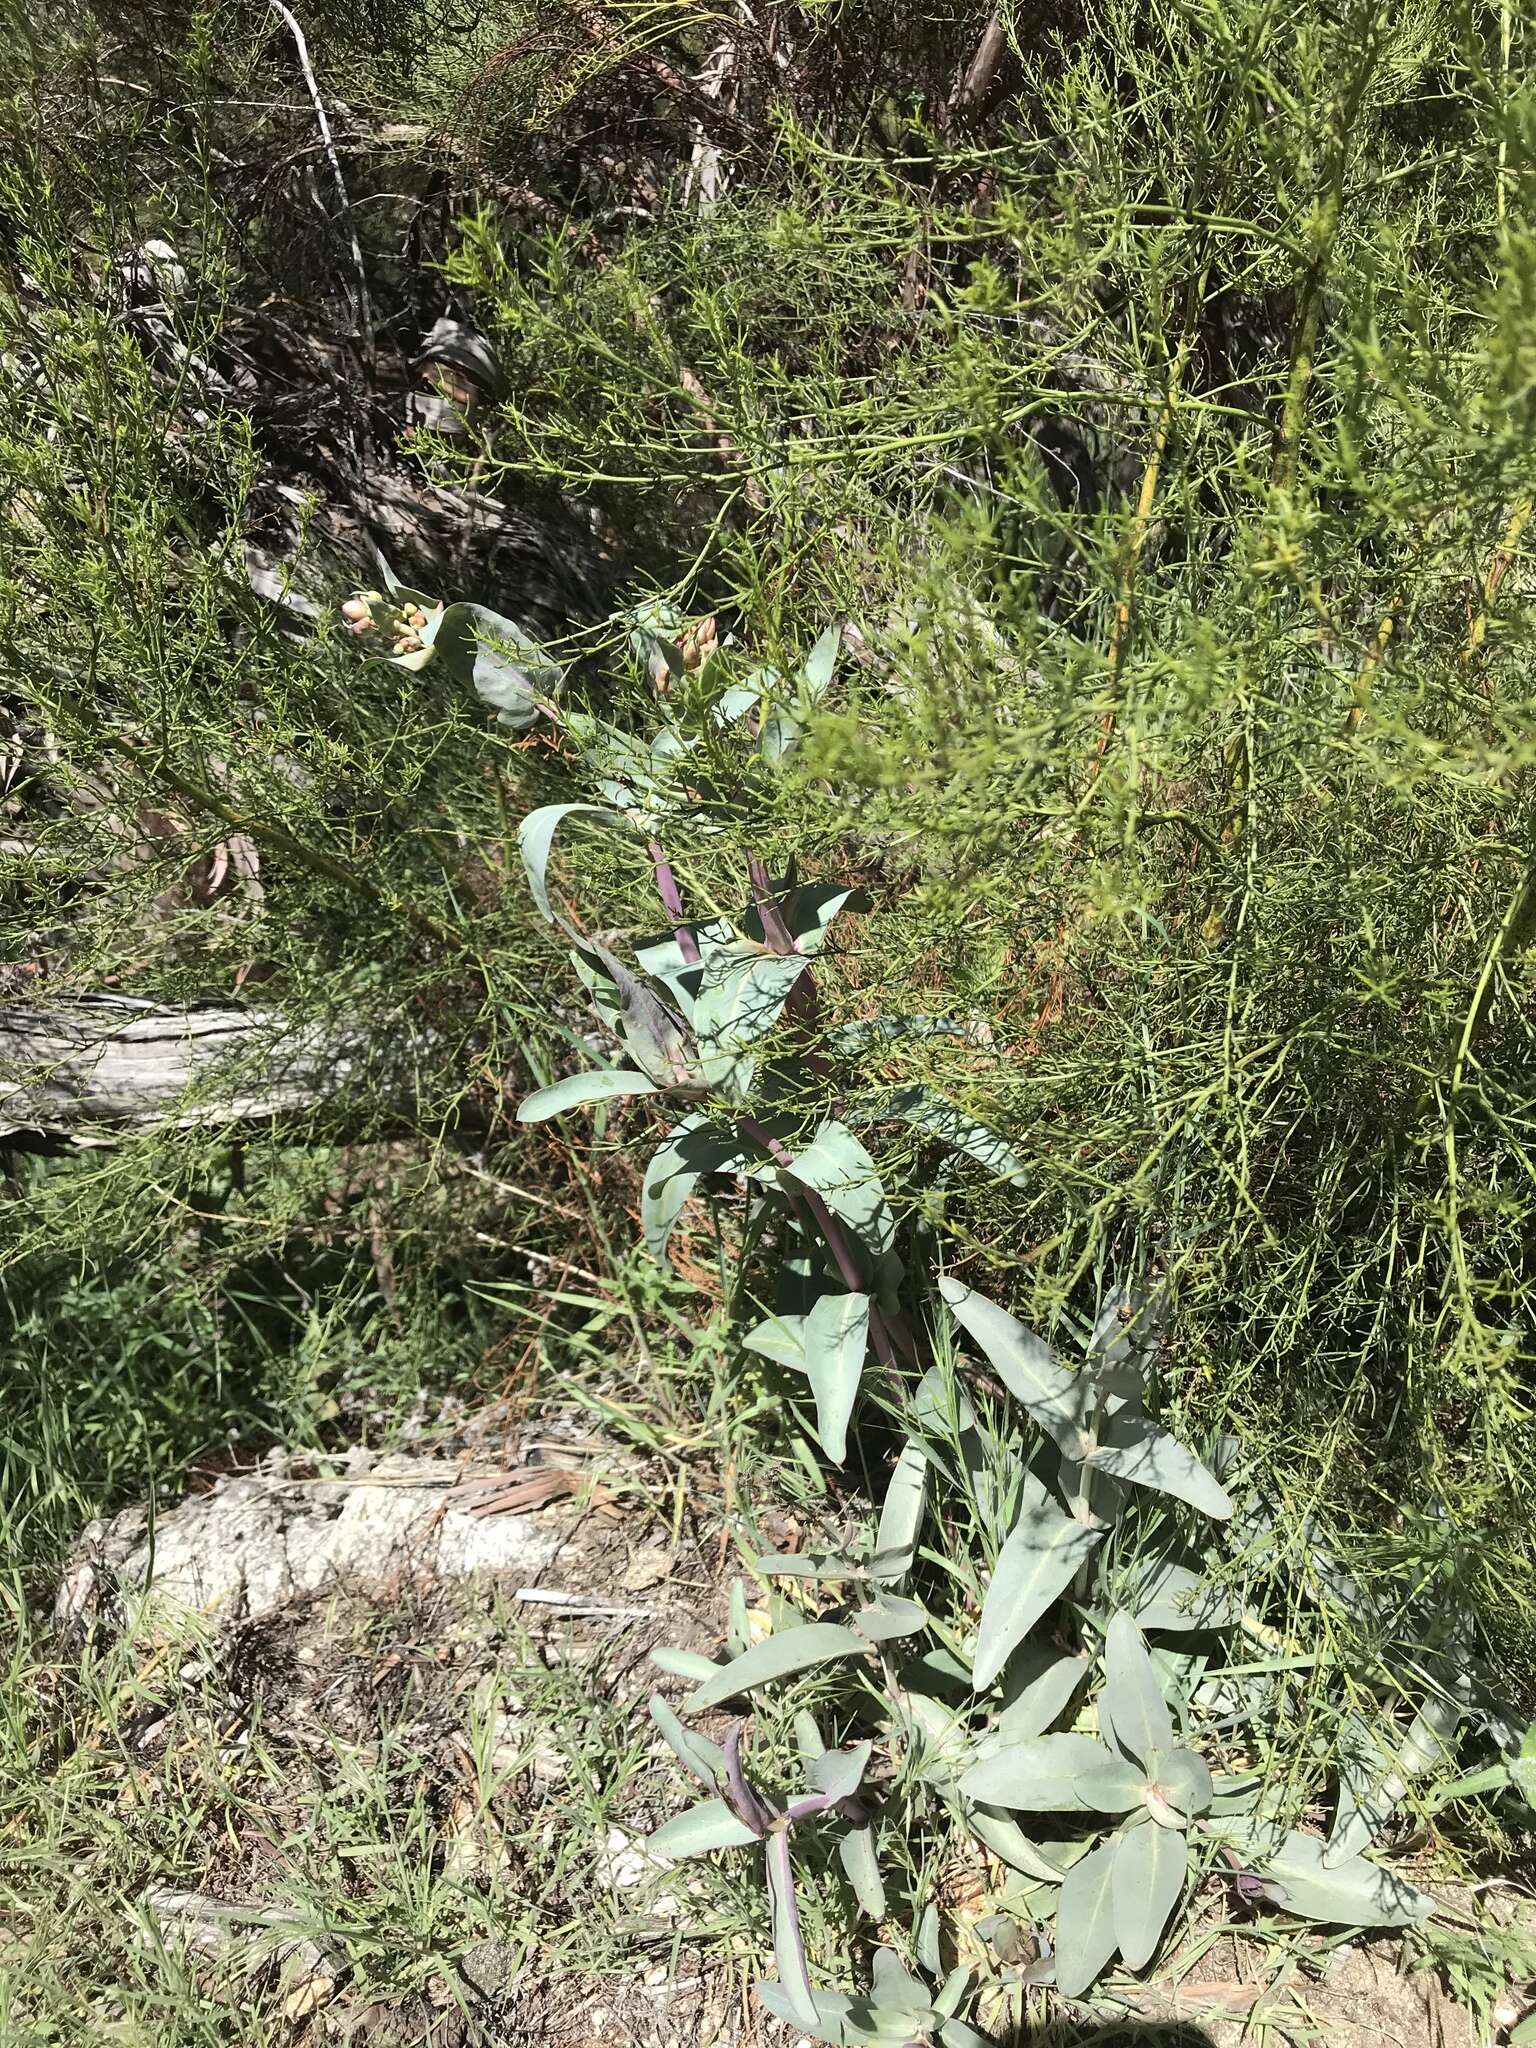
0;996;380;1139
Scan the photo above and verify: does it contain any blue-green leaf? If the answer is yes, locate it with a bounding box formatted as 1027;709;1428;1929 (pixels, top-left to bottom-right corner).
1126;1558;1237;1634
872;1440;928;1587
870;1947;928;2012
806;1741;873;1804
1053;1836;1121;1996
642;1116;751;1264
647;1798;759;1858
755;1984;935;2046
882;1085;1027;1185
1087;1410;1232;1520
962;1803;1081;1882
1112;1819;1185;1970
770;882;859;956
742;1291;870;1464
634;921;731;1016
651;1646;721;1681
431;601;558;727
517;802;630;927
517;1068;659;1121
1101;1615;1173;1768
1151;1746;1213;1819
765;1829;817;2028
649;1695;723;1791
1327;1686;1465;1866
838;1824;886;1919
785;1122;902;1304
1216;1823;1433;1925
802;624;840;693
972;1479;1102;1691
996;1648;1092;1743
960;1734;1145;1813
851;1592;926;1643
1510;1724;1536;1809
802;1292;871;1464
686;1623;869;1710
938;1280;1088;1452
693;942;809;1089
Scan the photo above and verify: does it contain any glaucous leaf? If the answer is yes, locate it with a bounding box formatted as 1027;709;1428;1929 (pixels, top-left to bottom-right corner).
432;601;558;727
712;681;762;725
518;802;628;927
803;624;841;693
852;1593;927;1643
649;1694;723;1791
579;934;698;1087
765;1829;818;2028
800;1291;870;1464
1112;1818;1186;1970
641;1115;748;1265
756;1552;864;1581
1053;1836;1122;1996
647;1798;759;1858
804;1743;873;1806
916;1902;943;1978
867;1948;926;2012
972;1478;1103;1691
872;1440;928;1587
911;1363;980;1438
839;1826;886;1919
686;1623;869;1710
744;1291;871;1464
939;2021;995;2048
651;1646;721;1681
744;880;859;957
1101;1615;1173;1768
1085;1282;1166;1399
881;1085;1027;1185
961;1734;1146;1813
1086;1410;1233;1520
693;941;809;1089
786;1123;902;1304
937;1279;1088;1453
1327;1686;1466;1866
1150;1746;1213;1820
1127;1558;1238;1634
634;920;731;1016
933;1968;970;2021
517;1068;659;1121
1219;1823;1433;1925
1511;1724;1536;1809
755;1984;938;2047
963;1803;1081;1883
823;1013;962;1056
996;1648;1092;1743
742;1310;809;1374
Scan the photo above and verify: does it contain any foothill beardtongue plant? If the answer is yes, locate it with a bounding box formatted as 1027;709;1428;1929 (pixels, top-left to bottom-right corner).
342;585;1531;2044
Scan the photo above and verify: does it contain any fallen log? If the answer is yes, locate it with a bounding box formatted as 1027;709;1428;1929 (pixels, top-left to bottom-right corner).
0;995;389;1141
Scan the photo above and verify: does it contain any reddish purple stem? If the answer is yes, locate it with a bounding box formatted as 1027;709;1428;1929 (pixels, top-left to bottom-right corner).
648;839;700;964
746;854;797;956
722;1724;775;1837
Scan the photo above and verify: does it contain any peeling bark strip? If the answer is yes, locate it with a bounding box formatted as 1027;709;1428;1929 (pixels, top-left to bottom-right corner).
0;997;367;1137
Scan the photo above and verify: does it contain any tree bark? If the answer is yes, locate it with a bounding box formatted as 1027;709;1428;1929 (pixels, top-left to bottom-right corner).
0;996;384;1141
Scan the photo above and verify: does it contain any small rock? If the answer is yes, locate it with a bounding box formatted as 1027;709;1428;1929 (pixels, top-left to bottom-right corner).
284;1973;336;2020
595;1824;680;1912
621;1545;674;1593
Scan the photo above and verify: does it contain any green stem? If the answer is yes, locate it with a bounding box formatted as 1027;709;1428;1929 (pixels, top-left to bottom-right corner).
108;736;460;951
